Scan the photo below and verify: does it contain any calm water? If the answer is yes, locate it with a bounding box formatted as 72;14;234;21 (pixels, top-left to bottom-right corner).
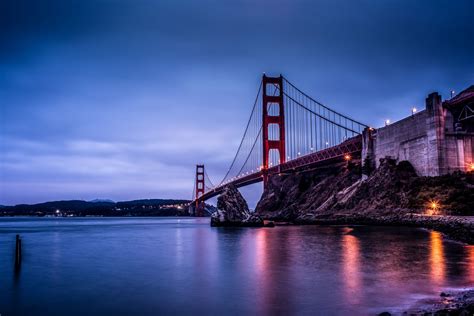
0;218;473;316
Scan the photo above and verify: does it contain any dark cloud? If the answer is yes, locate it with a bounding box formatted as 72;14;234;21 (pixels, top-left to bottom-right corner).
1;0;473;204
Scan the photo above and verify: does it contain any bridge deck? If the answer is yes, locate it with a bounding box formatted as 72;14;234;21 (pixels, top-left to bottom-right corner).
195;135;363;203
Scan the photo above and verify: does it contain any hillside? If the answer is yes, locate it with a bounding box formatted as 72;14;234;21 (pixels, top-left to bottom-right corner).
0;199;192;217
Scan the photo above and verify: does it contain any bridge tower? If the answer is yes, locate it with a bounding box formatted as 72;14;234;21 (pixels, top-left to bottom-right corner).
195;164;205;216
262;74;286;187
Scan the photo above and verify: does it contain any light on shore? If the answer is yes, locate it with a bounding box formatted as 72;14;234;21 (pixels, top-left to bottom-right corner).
426;200;440;216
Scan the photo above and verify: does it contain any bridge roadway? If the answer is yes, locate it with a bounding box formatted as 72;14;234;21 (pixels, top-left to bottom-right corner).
195;135;363;203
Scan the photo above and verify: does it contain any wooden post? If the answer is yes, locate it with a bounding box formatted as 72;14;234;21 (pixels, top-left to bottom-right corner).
15;234;21;267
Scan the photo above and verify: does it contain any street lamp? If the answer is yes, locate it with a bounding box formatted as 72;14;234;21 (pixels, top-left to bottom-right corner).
469;163;474;172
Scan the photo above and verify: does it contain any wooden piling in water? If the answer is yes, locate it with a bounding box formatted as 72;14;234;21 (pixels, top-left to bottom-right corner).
15;234;21;266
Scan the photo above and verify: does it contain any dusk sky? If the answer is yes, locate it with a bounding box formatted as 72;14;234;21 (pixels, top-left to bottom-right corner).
1;0;473;205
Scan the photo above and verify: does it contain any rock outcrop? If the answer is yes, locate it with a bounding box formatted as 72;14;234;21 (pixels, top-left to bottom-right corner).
255;163;361;221
211;185;264;227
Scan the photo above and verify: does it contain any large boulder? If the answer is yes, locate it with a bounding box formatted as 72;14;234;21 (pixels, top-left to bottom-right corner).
211;184;264;227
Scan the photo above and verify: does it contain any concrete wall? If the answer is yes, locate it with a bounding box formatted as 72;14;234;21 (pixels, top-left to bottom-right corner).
363;92;474;176
374;110;431;175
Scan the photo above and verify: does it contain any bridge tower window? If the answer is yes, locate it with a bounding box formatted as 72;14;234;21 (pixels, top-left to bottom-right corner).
268;123;280;141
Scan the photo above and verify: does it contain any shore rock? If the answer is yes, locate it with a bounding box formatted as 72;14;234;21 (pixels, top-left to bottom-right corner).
402;289;474;315
211;185;264;227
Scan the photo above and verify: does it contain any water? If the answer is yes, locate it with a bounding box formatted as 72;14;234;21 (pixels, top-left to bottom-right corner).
0;217;473;315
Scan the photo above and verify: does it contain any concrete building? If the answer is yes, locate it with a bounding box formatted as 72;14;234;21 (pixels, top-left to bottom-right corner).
363;85;474;176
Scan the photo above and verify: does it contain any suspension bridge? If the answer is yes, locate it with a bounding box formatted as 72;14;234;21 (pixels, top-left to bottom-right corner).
191;74;368;216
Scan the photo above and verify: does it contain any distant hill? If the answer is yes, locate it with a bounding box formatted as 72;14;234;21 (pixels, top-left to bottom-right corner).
89;199;115;203
0;199;194;217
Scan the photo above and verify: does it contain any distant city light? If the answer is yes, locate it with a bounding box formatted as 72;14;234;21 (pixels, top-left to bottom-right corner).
385;119;390;126
412;107;417;115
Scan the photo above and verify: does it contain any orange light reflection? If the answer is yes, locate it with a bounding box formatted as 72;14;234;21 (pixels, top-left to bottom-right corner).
468;246;474;284
342;234;362;305
429;231;446;287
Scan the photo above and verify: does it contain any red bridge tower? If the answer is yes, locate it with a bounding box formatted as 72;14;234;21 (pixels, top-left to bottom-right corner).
195;164;205;216
262;74;286;186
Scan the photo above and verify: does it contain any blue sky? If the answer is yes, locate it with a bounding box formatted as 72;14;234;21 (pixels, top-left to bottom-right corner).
1;0;473;205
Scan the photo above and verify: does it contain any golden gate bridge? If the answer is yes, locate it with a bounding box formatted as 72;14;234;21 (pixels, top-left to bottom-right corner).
191;74;368;216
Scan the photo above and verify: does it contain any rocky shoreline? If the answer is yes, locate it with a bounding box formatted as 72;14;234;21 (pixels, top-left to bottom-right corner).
293;213;474;244
254;159;474;244
391;289;474;316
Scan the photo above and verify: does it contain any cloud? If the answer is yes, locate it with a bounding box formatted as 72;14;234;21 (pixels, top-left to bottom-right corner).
1;0;473;204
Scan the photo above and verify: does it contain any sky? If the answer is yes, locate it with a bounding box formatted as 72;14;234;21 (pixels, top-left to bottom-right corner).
1;0;473;206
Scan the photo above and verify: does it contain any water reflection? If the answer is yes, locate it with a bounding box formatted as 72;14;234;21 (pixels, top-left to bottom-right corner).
175;224;183;266
255;228;271;313
255;228;269;274
1;219;473;316
251;228;297;314
467;246;474;284
429;231;445;287
341;231;363;305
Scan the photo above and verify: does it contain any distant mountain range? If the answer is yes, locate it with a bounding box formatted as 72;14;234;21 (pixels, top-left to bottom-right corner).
0;199;197;217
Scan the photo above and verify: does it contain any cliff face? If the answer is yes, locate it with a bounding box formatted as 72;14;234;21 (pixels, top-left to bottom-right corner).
255;163;360;221
255;159;474;221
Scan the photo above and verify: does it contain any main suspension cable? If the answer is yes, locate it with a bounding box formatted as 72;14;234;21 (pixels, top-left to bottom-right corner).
218;82;262;185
